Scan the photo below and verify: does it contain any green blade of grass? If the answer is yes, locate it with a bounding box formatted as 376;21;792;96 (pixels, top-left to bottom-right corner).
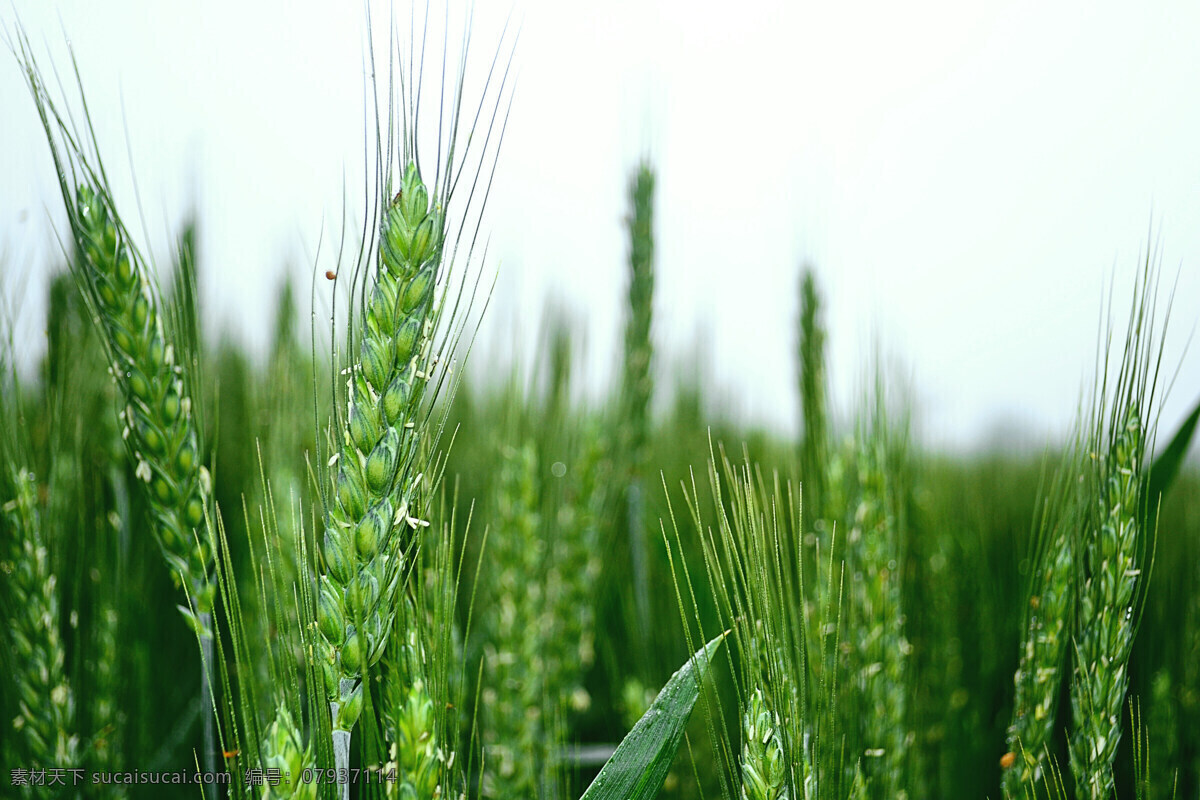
1145;394;1200;511
580;632;725;800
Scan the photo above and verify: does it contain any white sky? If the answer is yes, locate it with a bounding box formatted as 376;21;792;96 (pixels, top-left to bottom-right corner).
2;1;1198;454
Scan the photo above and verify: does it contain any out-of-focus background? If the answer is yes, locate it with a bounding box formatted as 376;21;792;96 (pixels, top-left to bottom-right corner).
4;0;1198;452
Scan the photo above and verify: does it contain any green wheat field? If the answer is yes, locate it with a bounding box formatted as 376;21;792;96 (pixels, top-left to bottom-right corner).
3;9;1200;800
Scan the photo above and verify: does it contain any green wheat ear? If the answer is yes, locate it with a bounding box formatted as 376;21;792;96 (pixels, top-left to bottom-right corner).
1070;404;1148;800
846;415;909;797
1004;433;1084;798
619;160;657;655
480;441;544;799
382;597;447;800
312;10;515;794
1;466;79;773
318;162;445;730
259;702;317;800
1066;262;1165;800
73;185;215;621
15;41;216;632
797;267;829;521
741;688;789;800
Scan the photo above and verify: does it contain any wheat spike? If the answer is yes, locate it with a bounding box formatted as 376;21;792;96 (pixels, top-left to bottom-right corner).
73;185;214;626
1070;404;1146;800
847;430;908;797
1004;444;1081;797
383;598;448;800
260;702;317;800
741;688;790;800
318;162;445;735
1;467;79;771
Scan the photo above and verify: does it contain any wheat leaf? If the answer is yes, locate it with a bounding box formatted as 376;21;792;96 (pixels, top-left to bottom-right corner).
1146;394;1200;511
579;632;724;800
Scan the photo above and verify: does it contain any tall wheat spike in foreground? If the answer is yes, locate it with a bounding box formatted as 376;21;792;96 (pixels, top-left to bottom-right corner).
1070;403;1146;800
317;162;443;742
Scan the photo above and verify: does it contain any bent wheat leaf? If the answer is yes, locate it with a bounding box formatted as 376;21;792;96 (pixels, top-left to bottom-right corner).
580;632;725;800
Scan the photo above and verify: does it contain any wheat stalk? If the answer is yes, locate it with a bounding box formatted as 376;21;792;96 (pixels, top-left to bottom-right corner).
797;269;829;521
620;161;657;652
480;442;546;798
318;162;444;753
1005;534;1074;795
741;688;790;800
1;466;79;773
846;428;908;798
668;447;818;800
1003;439;1083;797
793;270;848;800
38;268;131;791
1064;263;1164;800
1069;403;1147;800
69;185;215;620
473;422;608;799
621;162;657;475
69;181;220;788
90;605;123;774
382;597;451;800
309;8;514;792
543;429;608;722
260;702;317;800
16;43;226;786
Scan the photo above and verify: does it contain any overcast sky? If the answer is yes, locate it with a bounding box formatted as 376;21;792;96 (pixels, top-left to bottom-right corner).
3;1;1198;453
